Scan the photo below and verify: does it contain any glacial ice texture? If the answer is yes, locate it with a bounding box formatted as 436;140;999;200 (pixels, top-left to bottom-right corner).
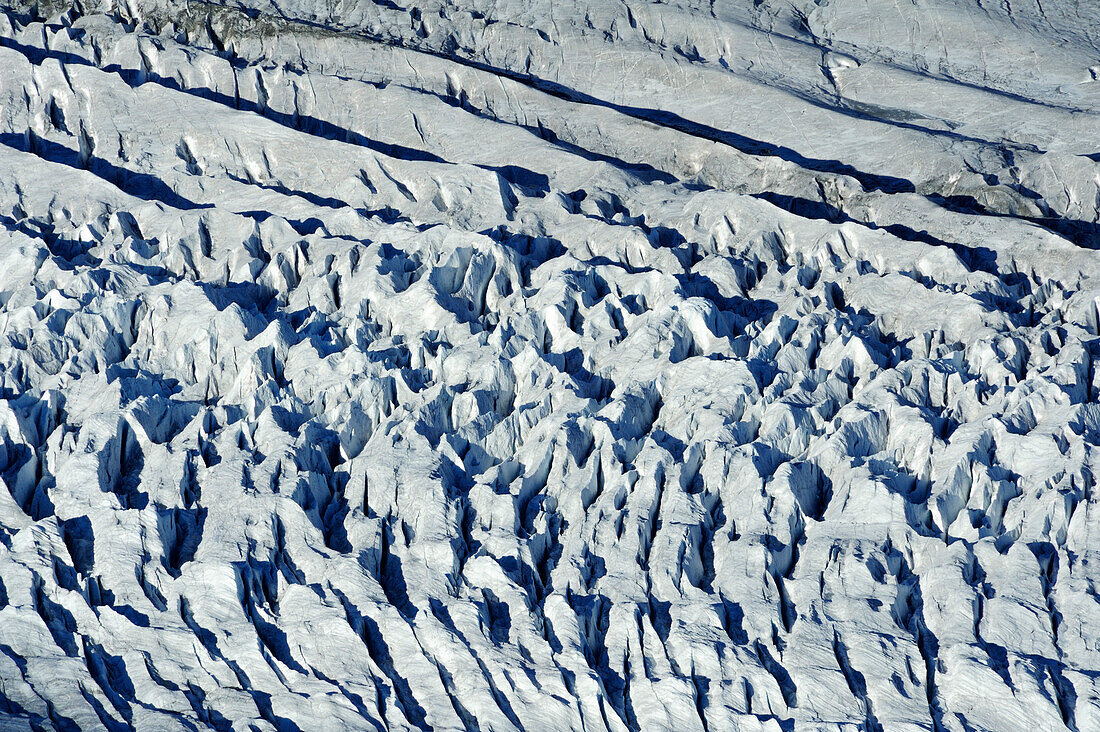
1;0;1100;729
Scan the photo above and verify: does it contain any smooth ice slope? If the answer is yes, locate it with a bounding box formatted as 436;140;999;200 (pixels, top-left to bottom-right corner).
1;0;1100;730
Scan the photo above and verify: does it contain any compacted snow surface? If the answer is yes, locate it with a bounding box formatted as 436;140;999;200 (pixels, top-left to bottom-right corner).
2;0;1100;729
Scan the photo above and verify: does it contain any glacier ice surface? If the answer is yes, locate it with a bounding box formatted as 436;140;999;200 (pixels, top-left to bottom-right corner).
1;0;1100;729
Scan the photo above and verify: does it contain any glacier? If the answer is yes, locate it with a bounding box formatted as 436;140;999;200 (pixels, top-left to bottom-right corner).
1;0;1100;729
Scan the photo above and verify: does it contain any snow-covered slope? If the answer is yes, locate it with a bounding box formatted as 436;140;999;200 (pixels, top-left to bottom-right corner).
1;0;1099;729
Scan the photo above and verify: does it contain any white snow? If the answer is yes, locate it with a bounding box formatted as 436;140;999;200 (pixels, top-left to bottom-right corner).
1;0;1099;730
